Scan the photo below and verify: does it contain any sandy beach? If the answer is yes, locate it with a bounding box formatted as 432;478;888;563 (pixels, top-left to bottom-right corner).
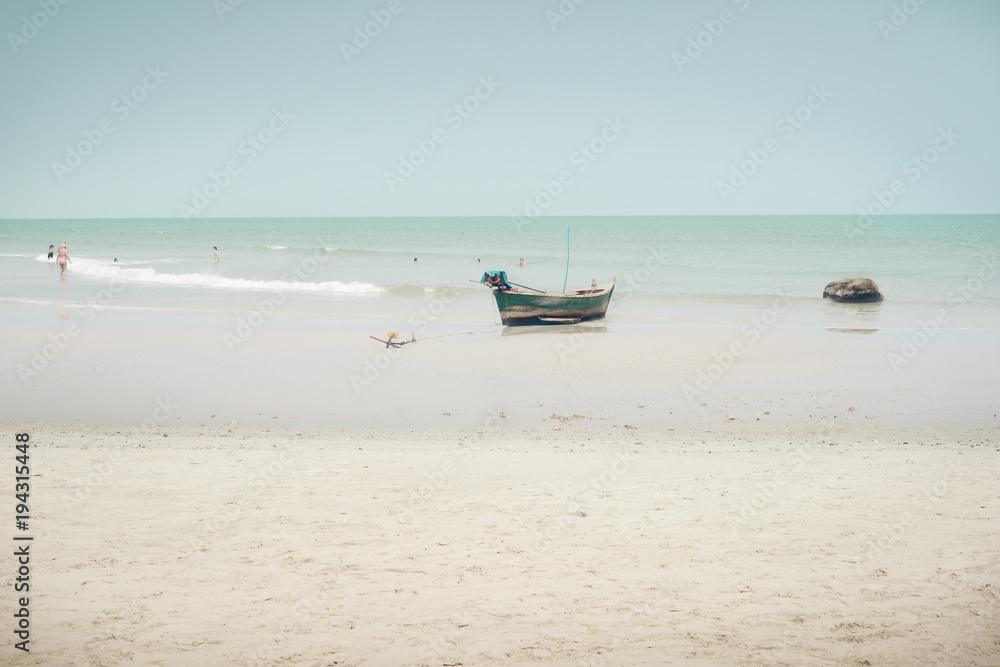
2;299;999;665
2;420;997;665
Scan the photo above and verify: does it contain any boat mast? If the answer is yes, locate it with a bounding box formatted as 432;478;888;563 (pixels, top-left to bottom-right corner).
562;226;570;294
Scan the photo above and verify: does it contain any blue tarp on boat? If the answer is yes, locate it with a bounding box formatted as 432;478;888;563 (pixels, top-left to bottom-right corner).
480;270;511;291
479;271;508;284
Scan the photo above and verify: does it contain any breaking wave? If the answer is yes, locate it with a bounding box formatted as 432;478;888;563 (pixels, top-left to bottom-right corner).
48;257;384;294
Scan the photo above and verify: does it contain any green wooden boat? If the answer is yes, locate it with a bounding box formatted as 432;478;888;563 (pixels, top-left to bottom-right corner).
480;271;616;326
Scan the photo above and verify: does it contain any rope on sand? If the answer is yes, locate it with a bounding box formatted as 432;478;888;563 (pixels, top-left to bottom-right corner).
369;329;493;347
418;330;493;342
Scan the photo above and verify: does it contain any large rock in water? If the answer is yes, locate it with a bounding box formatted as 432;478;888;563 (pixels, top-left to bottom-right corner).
823;278;884;303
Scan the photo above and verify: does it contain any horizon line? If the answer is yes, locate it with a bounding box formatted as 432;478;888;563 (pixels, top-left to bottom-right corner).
1;212;995;222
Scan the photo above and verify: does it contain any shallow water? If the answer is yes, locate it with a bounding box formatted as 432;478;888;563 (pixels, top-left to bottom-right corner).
2;215;998;334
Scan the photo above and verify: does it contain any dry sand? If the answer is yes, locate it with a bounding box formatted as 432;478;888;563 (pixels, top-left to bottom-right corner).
3;420;998;665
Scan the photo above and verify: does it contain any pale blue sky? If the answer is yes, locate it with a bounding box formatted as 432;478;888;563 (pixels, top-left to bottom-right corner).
1;0;997;218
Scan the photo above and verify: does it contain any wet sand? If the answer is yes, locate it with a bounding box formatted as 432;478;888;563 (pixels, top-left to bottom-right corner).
3;322;997;429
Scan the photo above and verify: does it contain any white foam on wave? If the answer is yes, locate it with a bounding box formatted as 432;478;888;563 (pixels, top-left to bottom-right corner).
33;255;191;267
59;257;384;294
93;258;184;267
0;297;192;313
112;259;158;266
264;245;289;250
0;297;59;305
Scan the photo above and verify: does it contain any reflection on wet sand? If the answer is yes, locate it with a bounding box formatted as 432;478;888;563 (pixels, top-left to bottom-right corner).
823;299;883;334
500;323;609;337
825;328;879;334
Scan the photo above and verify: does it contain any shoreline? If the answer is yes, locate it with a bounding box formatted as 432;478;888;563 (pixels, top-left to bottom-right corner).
7;419;999;442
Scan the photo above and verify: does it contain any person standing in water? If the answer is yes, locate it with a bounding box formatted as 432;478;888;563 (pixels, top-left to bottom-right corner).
47;245;54;260
519;258;526;267
56;243;71;279
214;247;219;263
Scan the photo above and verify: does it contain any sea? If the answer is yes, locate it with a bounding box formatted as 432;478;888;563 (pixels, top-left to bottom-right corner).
1;215;998;334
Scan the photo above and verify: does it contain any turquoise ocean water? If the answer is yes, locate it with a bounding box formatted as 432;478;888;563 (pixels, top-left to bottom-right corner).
1;215;998;332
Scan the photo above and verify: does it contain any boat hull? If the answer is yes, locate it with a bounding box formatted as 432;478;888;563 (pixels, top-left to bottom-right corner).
492;279;615;326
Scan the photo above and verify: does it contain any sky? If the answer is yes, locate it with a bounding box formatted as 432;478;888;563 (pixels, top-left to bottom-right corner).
0;0;997;219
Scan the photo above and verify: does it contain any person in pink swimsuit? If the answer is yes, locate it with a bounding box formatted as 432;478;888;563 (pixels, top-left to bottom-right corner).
57;243;71;279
